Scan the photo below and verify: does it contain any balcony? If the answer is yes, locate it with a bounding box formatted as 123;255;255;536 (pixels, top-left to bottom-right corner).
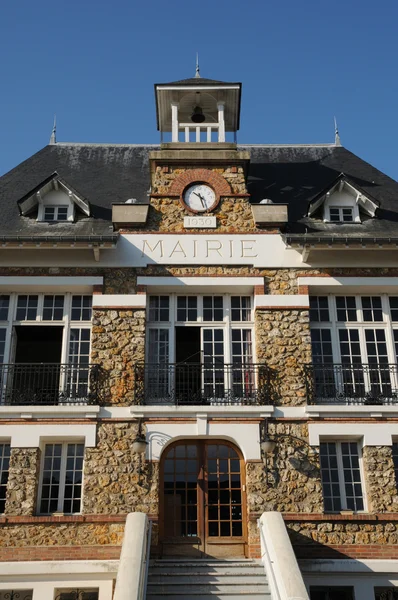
134;362;270;406
305;363;398;405
0;363;101;406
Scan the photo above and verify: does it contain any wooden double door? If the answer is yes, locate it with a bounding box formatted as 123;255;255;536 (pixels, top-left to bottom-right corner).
160;440;247;558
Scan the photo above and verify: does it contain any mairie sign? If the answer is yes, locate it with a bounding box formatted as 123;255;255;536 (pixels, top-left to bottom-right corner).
114;234;303;267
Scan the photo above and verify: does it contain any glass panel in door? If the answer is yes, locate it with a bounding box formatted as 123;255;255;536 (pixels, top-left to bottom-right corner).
202;329;224;400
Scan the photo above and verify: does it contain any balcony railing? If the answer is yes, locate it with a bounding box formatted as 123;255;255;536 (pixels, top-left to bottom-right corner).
0;363;101;406
305;363;398;405
134;362;270;406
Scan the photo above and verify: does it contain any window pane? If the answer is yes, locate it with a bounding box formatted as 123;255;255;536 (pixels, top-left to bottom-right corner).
56;590;99;600
0;296;9;321
320;442;341;512
16;295;38;320
44;206;55;220
361;297;383;322
309;297;330;322
0;328;6;364
63;443;84;513
43;295;64;320
40;443;62;514
0;443;10;513
341;442;364;512
389;297;398;321
336;297;357;322
203;297;223;321
57;206;69;221
177;296;197;321
71;296;92;321
149;296;169;322
231;297;251;322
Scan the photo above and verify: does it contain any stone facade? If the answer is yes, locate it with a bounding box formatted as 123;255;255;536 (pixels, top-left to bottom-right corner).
363;446;398;513
152;165;247;196
83;423;158;516
255;310;312;405
5;448;41;516
90;308;146;405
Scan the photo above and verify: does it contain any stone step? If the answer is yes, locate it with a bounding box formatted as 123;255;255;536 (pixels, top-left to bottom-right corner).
147;583;269;594
147;594;270;599
148;566;265;575
148;574;267;584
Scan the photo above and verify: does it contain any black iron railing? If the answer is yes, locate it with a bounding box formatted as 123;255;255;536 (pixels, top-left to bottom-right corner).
134;362;271;405
305;363;398;405
0;363;102;406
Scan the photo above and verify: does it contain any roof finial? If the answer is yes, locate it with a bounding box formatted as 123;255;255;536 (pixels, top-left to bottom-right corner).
334;116;341;146
49;115;56;145
195;52;200;78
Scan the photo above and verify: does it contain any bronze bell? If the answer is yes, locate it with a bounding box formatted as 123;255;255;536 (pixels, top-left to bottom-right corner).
191;106;205;123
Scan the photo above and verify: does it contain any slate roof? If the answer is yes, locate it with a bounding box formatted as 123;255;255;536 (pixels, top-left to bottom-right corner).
0;142;398;239
0;144;155;239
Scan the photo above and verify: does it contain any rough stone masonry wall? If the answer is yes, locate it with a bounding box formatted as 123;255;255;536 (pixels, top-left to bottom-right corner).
255;309;312;406
363;446;398;513
91;308;145;405
147;165;257;233
83;422;159;517
5;448;41;516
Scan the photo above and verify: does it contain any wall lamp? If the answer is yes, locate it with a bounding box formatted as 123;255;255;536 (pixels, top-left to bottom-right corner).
132;418;148;455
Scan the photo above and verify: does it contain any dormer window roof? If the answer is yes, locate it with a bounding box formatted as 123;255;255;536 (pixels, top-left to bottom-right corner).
308;174;379;223
17;172;90;222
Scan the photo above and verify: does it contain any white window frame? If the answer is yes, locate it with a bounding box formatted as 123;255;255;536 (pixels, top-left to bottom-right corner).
310;295;398;394
37;189;75;222
37;440;85;515
319;439;367;513
0;441;10;514
328;206;355;223
146;294;255;365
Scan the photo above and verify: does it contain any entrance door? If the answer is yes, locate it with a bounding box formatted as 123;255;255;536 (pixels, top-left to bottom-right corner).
160;440;247;558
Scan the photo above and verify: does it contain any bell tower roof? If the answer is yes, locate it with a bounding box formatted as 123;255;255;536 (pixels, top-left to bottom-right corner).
154;75;242;137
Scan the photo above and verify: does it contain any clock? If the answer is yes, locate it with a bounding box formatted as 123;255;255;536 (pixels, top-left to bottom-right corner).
182;183;218;213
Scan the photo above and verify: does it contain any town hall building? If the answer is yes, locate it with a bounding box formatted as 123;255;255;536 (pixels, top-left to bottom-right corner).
0;70;397;600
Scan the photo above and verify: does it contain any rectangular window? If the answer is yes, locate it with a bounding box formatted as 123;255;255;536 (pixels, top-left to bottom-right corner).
71;296;92;321
148;296;169;322
0;443;10;513
55;590;99;600
231;297;251;322
177;296;197;322
16;295;38;320
148;328;169;363
320;441;364;512
374;588;398;600
0;296;9;321
309;296;330;322
389;297;398;321
336;297;357;322
231;329;253;363
329;207;353;222
310;586;354;600
310;329;333;363
44;205;69;221
39;442;84;514
203;296;223;321
43;295;65;320
0;329;6;363
361;296;383;322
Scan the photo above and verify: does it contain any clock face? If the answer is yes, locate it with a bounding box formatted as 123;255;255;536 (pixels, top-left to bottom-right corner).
183;183;217;213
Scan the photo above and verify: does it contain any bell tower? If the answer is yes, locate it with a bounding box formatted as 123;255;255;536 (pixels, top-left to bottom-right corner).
154;72;241;144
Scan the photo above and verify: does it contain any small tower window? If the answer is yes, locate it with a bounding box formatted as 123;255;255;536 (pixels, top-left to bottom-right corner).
44;205;69;221
329;207;354;223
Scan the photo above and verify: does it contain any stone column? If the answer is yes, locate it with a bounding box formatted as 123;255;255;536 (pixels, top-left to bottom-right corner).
362;446;398;513
91;308;146;405
5;448;41;516
255;308;312;405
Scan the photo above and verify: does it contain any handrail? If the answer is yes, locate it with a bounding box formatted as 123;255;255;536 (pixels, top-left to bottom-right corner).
258;512;309;600
114;512;152;600
258;517;281;600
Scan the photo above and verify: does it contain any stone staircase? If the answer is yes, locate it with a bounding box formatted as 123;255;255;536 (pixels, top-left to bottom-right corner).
146;559;271;599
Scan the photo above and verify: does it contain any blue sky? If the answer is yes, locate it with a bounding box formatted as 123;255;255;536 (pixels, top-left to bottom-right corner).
1;0;397;180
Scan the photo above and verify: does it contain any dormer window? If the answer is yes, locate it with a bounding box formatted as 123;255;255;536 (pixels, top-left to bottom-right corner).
329;206;354;223
44;205;69;222
307;175;379;224
17;173;90;223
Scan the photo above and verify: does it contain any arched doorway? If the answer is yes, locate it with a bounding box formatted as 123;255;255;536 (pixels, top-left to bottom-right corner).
159;439;247;558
